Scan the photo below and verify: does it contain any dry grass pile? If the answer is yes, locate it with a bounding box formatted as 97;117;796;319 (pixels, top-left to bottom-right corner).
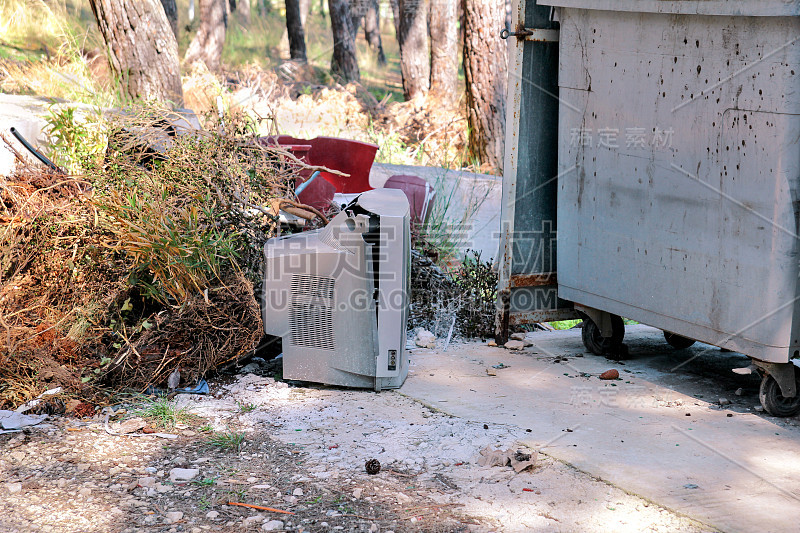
0;103;329;406
379;94;470;170
102;272;262;391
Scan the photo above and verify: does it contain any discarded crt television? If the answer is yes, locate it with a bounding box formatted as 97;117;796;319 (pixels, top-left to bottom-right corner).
262;189;411;390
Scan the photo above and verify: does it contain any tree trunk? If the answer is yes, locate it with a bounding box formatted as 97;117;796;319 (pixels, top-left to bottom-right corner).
396;0;430;100
390;0;400;42
364;0;385;65
329;0;360;82
463;0;507;173
184;0;227;71
160;0;179;39
280;0;309;60
349;0;366;36
237;0;250;26
89;0;183;105
429;0;457;99
286;0;307;62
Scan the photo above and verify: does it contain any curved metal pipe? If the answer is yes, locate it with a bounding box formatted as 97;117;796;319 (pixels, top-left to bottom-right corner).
9;127;62;173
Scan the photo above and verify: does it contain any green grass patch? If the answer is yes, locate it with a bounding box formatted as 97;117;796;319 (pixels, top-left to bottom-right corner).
134;397;195;428
207;429;246;451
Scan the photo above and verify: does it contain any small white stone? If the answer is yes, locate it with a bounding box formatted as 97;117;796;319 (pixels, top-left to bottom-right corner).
262;520;284;531
292;487;304;496
205;511;219;519
169;468;200;482
243;515;263;526
164;511;183;524
414;329;437;349
6;482;22;494
352;488;363;499
138;477;156;488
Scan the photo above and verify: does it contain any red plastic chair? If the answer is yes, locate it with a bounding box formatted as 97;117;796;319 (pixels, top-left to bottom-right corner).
275;135;378;193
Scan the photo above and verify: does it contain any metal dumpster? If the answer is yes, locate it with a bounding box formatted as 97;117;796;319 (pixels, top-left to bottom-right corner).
498;0;800;415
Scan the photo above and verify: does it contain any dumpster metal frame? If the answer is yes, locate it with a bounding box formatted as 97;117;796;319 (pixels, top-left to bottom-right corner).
498;0;800;413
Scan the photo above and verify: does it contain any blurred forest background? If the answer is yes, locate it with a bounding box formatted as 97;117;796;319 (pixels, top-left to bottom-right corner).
0;0;510;172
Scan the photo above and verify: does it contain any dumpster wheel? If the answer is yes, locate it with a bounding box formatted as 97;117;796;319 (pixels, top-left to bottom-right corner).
663;332;696;350
581;314;625;359
759;370;800;417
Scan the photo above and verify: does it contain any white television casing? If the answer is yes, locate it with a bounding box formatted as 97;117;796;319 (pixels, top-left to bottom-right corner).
262;189;411;390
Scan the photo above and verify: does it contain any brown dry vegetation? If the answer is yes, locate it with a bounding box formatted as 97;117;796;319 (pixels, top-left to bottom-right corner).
0;106;334;409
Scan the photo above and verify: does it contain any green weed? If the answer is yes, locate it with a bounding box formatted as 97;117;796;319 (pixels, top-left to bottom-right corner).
134;398;195;428
207;429;246;451
237;401;257;413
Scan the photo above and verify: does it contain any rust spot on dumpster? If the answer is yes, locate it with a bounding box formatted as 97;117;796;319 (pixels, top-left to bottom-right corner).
510;273;557;288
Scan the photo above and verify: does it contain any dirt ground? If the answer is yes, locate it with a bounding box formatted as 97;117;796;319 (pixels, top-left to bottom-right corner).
0;369;712;533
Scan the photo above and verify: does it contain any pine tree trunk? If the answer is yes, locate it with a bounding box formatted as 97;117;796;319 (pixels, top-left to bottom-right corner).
463;0;507;173
429;0;457;99
390;0;400;40
184;0;227;71
396;0;430;101
286;0;307;62
364;0;385;65
237;0;250;26
349;0;366;36
329;0;360;82
160;0;179;39
89;0;183;105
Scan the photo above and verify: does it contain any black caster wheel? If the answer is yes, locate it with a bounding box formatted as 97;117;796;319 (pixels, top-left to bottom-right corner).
664;331;695;350
759;372;800;417
581;314;625;359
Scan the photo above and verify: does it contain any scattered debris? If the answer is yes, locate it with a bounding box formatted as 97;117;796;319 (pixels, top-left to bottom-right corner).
719;398;731;406
683;484;699;490
732;366;756;375
414;329;437;349
487;340;498;347
735;388;743;396
476;445;538;473
599;369;620;380
365;458;381;475
486;368;497;376
491;363;510;370
505;340;525;351
510;332;527;341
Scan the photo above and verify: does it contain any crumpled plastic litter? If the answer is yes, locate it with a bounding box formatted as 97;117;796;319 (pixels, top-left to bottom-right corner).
477;445;538;473
144;379;210;396
0;410;47;432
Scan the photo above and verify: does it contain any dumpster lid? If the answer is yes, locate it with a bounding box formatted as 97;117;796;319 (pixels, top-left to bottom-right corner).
540;0;800;17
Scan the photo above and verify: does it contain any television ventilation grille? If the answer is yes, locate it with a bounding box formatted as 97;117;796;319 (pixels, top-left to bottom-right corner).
289;275;335;350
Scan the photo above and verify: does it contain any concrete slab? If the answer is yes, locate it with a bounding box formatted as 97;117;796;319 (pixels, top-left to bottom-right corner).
401;325;800;533
0;94;52;176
